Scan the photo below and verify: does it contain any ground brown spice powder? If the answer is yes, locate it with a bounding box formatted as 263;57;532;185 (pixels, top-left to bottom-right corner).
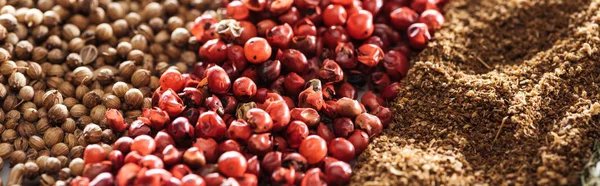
352;0;600;185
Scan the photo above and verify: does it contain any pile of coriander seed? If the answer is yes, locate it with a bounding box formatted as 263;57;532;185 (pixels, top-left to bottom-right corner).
0;0;221;184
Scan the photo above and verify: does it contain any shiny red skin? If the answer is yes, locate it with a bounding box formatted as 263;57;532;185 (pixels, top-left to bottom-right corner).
236;174;258;186
245;108;273;133
218;151;248;178
106;109;127;132
346;10;374;40
181;174;206;186
419;9;445;33
301;168;327;186
333;117;354;138
108;150;124;171
84;144;106;164
154;131;175;152
266;24;294;49
318;59;344;83
293;19;317;37
348;129;369;154
232;77;258;100
261;151;282;174
247;133;273;156
407;23;431;50
196;111;227;139
160;69;185;93
286;120;309;149
246;156;261;177
199;39;228;64
203;173;226;186
162;145;182;166
244;37;272;64
283;72;305;97
355;112;383;137
290;108;320;128
167;117;195;144
322;26;349;49
204;95;225;115
219;140;242;153
141;154;164;169
227;1;250;20
381;82;402;100
193;138;219;163
322;4;347;26
328;138;356;162
383;50;410;80
131;135;156;156
325;161;352;185
205;66;231;95
278;49;309;74
390;7;419;31
113;137;133;154
336;82;356;99
317;123;335;143
357;44;384;67
299;135;327;164
89;172;115;186
265;100;291;132
158;89;186;117
362;0;383;15
360;91;385;111
227;119;253;141
371;106;392;128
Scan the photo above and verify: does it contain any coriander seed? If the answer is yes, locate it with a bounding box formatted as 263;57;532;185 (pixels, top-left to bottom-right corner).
8;72;26;90
44;156;61;174
44;127;64;147
7;163;24;185
95;23;113;41
51;143;69;156
26;61;43;79
23;162;39;179
124;88;143;108
13;137;28;151
35;118;50;134
70;145;84;159
103;94;121;109
90;105;106;123
29;136;45;150
0;143;15;159
83;123;102;143
42;90;63;109
10;150;27;166
19;85;34;101
2;129;17;143
70;104;88;118
42;11;60;27
15;40;33;59
80;45;98;65
112;81;128;98
72;66;93;85
82;91;102;108
24;8;43;26
69;158;84;176
23;108;39;122
48;104;68;124
131;69;150;87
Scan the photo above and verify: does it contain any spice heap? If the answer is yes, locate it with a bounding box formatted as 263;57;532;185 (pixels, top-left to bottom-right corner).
61;0;450;186
353;0;600;185
0;0;224;185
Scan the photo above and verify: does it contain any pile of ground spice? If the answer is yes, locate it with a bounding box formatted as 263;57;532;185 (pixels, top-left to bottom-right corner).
352;0;600;185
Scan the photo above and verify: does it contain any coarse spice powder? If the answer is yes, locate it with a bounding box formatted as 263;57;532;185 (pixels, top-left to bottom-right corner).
352;0;600;185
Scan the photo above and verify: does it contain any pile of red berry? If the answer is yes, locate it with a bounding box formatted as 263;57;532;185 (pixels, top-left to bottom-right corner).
75;0;447;185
